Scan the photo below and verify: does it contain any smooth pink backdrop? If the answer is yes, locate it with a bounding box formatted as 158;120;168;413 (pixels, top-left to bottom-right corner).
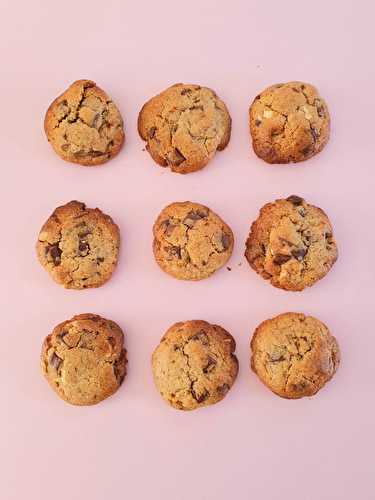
1;1;374;499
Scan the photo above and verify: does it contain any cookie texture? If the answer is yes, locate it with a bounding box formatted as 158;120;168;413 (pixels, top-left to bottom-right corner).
251;312;340;399
245;195;337;291
138;83;231;173
152;320;238;410
36;201;120;289
153;201;233;280
41;313;127;406
44;79;124;166
249;81;330;164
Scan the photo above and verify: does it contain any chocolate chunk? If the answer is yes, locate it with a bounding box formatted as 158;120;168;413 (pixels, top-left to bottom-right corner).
47;245;62;265
286;195;304;206
161;219;176;237
311;128;319;142
49;352;62;370
180;88;192;95
191;388;209;403
268;352;286;362
302;146;311;155
255;119;262;126
216;383;230;395
317;106;325;117
227;267;232;271
169;246;181;259
96;257;104;263
183;210;206;228
273;254;291;265
203;356;217;373
291;248;307;261
168;148;185;166
191;331;209;345
325;232;333;239
78;240;89;256
148;126;156;139
221;233;231;251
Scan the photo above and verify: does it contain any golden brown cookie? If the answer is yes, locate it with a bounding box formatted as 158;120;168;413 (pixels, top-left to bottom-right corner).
138;83;231;174
41;313;127;406
36;201;120;289
245;195;338;291
152;320;238;410
153;201;233;280
44;79;124;166
251;312;340;399
249;81;330;164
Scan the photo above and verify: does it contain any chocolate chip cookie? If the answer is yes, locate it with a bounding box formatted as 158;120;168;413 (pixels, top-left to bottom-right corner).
245;195;338;291
153;201;234;280
138;83;231;173
44;79;124;166
36;200;120;289
152;320;238;410
41;313;127;405
249;81;330;164
251;312;340;399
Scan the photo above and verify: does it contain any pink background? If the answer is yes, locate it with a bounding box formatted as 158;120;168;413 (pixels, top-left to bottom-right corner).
1;1;374;499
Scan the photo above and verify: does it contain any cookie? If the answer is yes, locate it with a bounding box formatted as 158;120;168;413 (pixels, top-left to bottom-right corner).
44;79;124;166
249;81;330;164
138;83;231;174
36;200;120;289
251;312;340;399
41;313;127;406
245;195;338;291
152;320;238;410
153;201;234;280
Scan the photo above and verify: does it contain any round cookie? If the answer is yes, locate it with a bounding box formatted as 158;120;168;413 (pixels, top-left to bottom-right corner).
152;320;238;410
245;195;338;291
153;201;234;280
251;312;340;399
138;83;231;174
36;200;120;289
44;79;124;166
41;313;127;406
249;81;330;164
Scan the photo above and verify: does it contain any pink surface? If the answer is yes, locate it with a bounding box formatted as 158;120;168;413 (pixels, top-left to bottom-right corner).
1;1;374;499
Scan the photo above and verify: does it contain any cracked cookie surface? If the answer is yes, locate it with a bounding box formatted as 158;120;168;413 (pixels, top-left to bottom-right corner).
44;79;124;166
153;201;233;280
249;81;330;164
152;320;238;410
41;313;127;405
251;312;340;399
36;200;120;289
138;83;231;174
245;195;338;291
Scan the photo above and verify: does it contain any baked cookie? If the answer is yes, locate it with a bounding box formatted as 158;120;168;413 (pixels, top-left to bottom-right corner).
41;313;127;405
249;81;330;164
44;79;124;166
138;83;231;173
152;320;238;410
245;195;337;291
36;200;120;289
153;201;233;280
251;312;340;399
